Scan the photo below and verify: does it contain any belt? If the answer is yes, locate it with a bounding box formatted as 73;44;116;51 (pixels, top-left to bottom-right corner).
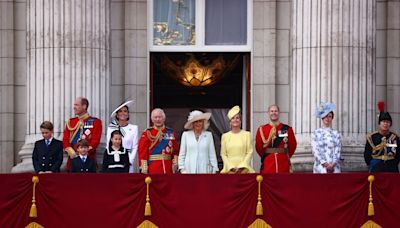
265;148;288;154
372;155;395;161
108;164;125;169
149;154;171;161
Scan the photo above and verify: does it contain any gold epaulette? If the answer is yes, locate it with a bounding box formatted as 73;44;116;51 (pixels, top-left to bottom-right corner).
366;131;379;149
259;125;276;149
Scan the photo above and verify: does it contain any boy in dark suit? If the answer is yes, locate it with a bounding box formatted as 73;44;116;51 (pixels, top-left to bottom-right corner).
70;139;97;173
32;121;64;173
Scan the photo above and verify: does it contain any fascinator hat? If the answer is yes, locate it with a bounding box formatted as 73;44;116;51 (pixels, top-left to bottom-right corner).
227;105;241;120
110;100;134;119
315;102;336;119
184;110;211;130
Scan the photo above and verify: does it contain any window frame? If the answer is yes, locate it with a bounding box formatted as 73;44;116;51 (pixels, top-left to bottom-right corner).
148;0;253;52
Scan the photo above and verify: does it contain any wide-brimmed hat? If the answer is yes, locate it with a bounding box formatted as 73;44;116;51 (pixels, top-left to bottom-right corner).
315;102;336;119
227;105;241;120
184;110;211;130
110;100;134;119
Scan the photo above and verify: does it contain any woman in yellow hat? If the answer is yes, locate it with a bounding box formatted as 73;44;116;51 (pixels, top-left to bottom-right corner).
220;106;255;173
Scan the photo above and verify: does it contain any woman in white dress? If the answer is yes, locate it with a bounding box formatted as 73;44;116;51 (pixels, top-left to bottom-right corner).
311;102;342;173
107;100;139;173
178;110;219;174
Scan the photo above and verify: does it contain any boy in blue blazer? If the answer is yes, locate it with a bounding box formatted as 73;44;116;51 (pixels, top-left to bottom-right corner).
32;121;63;173
70;139;97;173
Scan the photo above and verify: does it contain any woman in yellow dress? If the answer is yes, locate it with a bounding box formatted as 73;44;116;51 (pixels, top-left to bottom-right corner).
220;106;255;174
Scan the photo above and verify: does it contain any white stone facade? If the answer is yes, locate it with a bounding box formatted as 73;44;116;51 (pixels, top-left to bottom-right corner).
0;0;398;173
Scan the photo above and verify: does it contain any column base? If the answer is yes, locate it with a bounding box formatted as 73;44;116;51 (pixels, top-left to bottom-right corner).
11;143;35;173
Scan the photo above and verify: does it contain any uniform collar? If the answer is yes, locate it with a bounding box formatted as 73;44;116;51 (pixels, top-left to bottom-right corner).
78;113;90;120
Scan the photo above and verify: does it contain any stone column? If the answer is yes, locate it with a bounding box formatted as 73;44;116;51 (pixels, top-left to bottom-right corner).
0;1;14;172
252;0;277;171
291;0;376;171
12;0;110;172
386;0;400;133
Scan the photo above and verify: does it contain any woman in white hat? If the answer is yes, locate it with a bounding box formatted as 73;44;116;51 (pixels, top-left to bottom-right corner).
106;100;139;173
220;106;254;174
178;110;219;173
311;102;342;173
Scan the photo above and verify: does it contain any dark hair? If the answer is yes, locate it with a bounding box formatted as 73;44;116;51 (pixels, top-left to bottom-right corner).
322;111;334;119
116;105;129;121
80;97;89;110
109;130;123;146
76;139;89;148
40;121;54;131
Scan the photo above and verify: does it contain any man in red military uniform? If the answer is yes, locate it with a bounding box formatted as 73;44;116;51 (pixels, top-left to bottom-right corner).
138;108;179;174
255;104;297;173
63;97;102;171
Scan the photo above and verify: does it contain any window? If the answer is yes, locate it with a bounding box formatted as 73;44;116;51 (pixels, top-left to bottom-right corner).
150;0;252;51
153;0;196;46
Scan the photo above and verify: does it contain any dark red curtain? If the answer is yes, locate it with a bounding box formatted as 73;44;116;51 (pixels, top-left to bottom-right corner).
0;173;399;228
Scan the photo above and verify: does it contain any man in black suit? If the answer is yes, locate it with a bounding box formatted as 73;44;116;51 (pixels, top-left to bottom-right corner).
32;121;64;173
70;139;97;173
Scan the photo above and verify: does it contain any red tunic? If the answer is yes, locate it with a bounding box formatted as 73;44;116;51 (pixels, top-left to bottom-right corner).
62;113;102;171
255;123;297;173
138;126;179;174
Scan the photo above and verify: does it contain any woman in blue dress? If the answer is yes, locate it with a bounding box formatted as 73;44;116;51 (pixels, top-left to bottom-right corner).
311;102;342;173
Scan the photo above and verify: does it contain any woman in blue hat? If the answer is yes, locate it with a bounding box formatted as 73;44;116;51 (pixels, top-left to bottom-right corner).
311;102;342;173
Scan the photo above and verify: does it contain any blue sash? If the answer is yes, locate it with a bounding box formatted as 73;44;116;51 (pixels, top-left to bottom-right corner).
70;117;97;148
148;128;173;165
369;159;381;172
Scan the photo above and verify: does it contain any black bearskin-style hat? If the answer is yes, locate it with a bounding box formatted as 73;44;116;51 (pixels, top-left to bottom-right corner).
378;101;392;124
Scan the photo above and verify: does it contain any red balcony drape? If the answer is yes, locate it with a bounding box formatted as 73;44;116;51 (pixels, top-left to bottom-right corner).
0;173;399;228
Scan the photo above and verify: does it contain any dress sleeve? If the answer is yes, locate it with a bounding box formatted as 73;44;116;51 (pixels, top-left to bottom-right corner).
334;131;342;164
178;132;187;171
208;132;219;173
238;131;254;169
102;149;109;172
312;130;327;165
220;133;232;172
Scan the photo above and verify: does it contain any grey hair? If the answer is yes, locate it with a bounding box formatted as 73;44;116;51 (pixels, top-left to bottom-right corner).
151;108;166;120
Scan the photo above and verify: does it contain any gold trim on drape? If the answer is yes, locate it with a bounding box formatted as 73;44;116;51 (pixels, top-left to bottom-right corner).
248;175;272;228
26;176;44;228
360;175;381;228
137;176;158;228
